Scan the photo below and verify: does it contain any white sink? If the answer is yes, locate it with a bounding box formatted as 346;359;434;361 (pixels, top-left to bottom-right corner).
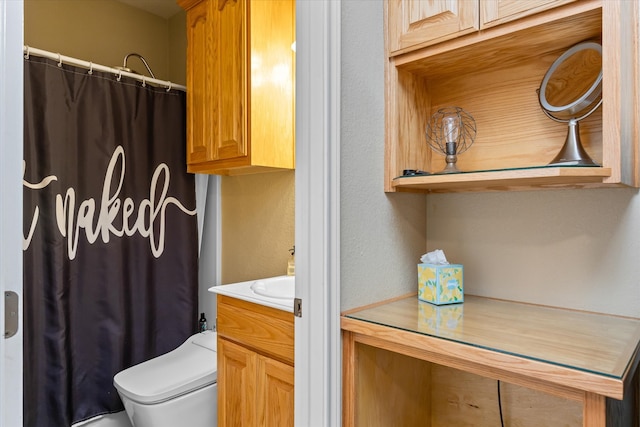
250;276;295;300
209;275;295;312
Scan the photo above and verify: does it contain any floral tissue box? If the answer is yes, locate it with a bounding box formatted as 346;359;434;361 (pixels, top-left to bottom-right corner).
417;263;464;305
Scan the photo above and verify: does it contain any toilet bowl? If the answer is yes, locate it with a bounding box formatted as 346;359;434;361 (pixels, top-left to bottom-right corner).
113;330;217;427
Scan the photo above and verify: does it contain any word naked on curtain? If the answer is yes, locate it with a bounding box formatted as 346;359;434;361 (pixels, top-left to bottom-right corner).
23;55;199;427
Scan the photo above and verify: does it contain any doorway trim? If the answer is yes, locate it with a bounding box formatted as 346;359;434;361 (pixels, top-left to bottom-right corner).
294;1;341;426
0;0;24;425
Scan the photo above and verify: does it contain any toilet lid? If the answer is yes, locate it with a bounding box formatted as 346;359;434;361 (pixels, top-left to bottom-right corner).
114;331;217;404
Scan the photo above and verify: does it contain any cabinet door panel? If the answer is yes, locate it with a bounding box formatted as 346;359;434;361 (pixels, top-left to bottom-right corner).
387;0;479;55
185;0;211;165
481;0;577;29
214;0;247;161
256;355;294;427
218;338;257;426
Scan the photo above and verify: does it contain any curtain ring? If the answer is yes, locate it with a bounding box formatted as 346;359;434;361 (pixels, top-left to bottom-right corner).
88;62;93;75
57;53;63;67
166;82;172;92
142;76;146;87
117;69;122;82
24;46;30;59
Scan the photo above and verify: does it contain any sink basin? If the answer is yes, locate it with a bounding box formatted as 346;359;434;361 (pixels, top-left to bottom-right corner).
250;276;295;300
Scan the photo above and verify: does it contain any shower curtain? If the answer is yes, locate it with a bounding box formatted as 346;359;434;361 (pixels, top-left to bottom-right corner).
22;55;199;427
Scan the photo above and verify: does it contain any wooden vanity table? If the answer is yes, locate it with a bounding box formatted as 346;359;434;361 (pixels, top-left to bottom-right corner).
342;295;640;427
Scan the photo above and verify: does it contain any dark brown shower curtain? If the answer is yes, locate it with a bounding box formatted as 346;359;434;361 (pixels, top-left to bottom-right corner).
22;55;199;427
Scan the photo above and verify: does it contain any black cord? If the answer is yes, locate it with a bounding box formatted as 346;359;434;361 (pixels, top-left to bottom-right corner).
497;380;505;427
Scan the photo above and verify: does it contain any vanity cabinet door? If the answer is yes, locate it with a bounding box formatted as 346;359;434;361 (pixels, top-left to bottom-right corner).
256;355;294;427
216;295;295;426
218;338;257;427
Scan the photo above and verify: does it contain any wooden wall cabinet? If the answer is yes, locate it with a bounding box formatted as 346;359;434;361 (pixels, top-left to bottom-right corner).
179;0;295;175
384;0;640;193
388;0;577;56
387;0;479;55
481;0;578;30
217;295;294;427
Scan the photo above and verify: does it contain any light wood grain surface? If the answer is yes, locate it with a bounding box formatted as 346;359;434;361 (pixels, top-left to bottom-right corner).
391;166;612;193
345;295;640;379
384;0;640;192
217;294;294;364
342;295;640;426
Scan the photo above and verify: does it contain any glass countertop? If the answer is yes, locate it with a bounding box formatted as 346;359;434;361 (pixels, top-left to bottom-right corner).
345;295;640;379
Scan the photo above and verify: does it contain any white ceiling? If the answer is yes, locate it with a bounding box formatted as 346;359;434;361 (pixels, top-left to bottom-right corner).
117;0;182;19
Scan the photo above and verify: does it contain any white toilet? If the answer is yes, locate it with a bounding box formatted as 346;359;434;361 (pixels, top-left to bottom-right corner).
113;330;218;427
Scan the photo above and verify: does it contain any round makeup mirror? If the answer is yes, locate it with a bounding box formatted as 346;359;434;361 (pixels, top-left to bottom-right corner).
538;41;602;166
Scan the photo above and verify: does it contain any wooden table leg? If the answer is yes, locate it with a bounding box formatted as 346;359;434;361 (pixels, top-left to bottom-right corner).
583;392;605;427
342;331;356;427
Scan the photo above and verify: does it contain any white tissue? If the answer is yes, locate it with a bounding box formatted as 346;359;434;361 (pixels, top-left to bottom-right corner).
420;249;449;265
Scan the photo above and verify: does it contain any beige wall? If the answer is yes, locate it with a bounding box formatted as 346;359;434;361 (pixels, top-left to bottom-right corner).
168;10;187;85
427;189;640;317
340;2;640;319
221;171;295;284
25;0;175;82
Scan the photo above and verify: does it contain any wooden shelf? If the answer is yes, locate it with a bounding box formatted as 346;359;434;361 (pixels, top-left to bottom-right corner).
392;166;613;193
383;0;640;193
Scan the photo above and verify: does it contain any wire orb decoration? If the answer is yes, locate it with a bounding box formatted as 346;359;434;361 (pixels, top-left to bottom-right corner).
425;107;477;173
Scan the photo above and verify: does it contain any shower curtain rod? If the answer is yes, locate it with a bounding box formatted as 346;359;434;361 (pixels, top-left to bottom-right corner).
23;46;186;92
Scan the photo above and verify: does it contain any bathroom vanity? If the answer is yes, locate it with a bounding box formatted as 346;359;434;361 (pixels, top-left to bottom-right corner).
210;277;295;426
342;295;640;427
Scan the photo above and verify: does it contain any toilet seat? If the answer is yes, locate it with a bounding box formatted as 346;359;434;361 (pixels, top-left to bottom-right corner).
114;331;217;405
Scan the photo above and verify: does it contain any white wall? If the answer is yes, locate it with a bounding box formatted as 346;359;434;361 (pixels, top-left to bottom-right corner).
340;2;640;319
